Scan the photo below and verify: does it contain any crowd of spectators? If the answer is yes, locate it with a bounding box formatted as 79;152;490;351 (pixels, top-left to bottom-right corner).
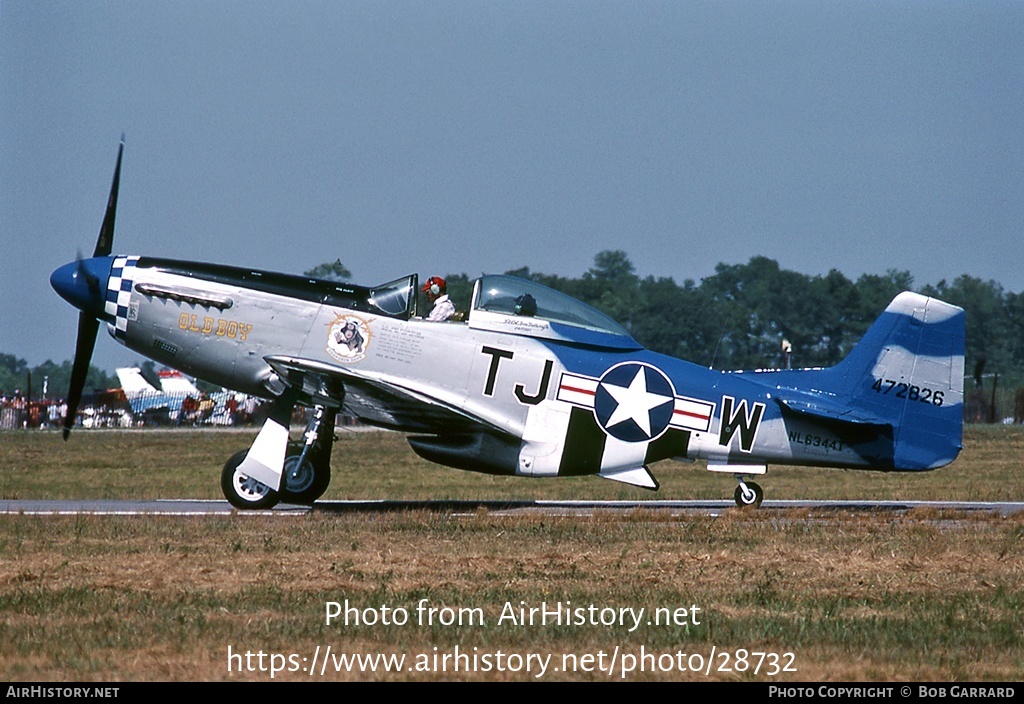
0;389;268;430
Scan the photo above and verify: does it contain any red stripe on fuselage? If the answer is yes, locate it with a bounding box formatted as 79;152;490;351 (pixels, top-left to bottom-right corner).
560;384;595;396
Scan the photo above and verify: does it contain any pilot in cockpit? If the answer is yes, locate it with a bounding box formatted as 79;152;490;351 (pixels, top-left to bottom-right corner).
514;293;537;317
422;276;456;322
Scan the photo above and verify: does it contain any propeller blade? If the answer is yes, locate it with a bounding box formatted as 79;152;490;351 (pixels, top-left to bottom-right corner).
93;137;124;258
63;313;100;440
62;138;125;439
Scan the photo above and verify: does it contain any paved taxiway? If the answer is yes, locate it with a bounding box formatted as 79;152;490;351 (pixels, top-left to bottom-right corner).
1;499;1022;517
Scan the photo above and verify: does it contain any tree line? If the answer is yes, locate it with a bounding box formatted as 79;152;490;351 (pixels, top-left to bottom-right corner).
6;251;1021;401
448;251;1023;387
0;355;114;402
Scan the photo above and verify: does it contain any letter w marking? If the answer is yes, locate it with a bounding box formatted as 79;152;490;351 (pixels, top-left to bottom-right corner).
718;395;765;453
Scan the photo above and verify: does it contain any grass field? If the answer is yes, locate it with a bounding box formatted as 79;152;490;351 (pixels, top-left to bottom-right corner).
3;423;1024;503
0;425;1022;682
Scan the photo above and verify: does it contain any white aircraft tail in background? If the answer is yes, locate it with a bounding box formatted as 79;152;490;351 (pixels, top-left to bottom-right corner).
115;367;160;396
114;367;200;421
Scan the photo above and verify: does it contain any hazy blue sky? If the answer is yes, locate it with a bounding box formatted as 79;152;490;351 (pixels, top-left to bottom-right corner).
3;1;1022;374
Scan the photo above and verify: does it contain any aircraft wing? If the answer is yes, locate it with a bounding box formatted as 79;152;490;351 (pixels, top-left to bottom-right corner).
264;355;514;438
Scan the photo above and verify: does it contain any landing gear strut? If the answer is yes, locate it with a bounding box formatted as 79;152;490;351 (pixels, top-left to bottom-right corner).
734;478;764;508
220;403;337;510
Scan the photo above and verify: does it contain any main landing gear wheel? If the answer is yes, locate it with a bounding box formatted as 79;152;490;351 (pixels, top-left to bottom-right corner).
221;449;280;510
279;444;331;505
734;481;764;508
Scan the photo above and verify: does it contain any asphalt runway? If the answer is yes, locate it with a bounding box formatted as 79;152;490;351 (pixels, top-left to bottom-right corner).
1;498;1022;517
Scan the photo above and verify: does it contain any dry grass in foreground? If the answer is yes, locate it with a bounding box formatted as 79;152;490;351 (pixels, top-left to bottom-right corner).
1;508;1022;682
1;424;1022;682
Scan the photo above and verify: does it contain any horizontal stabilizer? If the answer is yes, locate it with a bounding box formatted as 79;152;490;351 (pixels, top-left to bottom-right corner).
773;395;891;427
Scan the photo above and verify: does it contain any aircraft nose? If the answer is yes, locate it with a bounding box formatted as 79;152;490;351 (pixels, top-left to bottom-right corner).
50;257;112;319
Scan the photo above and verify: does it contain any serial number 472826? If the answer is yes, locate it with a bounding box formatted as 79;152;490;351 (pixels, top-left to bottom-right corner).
870;379;944;406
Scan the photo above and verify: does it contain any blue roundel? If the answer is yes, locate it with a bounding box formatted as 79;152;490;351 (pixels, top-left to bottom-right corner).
594;363;675;442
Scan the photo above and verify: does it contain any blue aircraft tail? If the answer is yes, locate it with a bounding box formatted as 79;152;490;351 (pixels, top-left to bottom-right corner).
761;292;965;470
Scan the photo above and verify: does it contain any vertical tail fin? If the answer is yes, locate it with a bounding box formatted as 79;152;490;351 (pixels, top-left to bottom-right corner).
832;292;965;469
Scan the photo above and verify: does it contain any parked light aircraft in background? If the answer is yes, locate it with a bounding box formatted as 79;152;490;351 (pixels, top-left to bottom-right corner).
116;366;243;425
115;367;198;419
51;142;966;509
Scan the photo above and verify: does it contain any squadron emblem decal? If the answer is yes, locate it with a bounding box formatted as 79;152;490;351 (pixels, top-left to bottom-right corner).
326;314;371;363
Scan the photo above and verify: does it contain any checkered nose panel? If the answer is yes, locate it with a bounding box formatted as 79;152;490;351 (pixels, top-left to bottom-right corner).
104;256;139;340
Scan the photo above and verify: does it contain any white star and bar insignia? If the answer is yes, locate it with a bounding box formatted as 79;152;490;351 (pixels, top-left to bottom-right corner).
556;362;715;443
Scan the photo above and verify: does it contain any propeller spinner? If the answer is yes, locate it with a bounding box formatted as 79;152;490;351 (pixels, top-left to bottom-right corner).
50;139;124;439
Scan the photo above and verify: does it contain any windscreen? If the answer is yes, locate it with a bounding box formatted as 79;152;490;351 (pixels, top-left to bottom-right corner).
368;275;417;318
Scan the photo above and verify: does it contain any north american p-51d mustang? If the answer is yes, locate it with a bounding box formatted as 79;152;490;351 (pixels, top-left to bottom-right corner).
52;142;966;509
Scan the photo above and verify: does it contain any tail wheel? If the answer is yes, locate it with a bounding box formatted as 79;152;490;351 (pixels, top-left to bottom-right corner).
734;481;764;508
221;449;280;510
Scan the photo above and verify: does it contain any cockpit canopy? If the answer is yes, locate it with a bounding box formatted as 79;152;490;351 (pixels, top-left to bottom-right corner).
353;272;640;349
468;274;641;350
